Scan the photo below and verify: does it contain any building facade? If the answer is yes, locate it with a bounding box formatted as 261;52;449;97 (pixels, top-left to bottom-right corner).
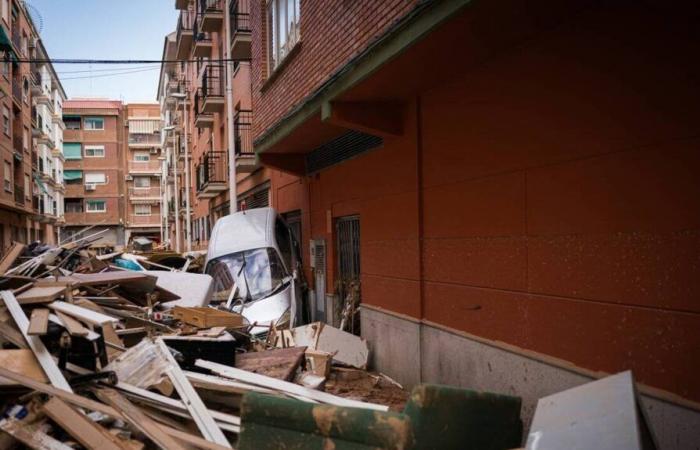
123;103;163;244
61;99;126;249
247;0;700;448
0;0;65;248
158;0;282;253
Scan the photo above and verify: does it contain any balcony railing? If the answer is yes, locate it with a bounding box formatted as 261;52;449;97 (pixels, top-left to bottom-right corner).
128;134;161;146
128;160;162;173
230;0;250;36
176;9;195;59
199;0;223;13
234;110;253;156
11;78;21;101
130;214;160;226
129;187;161;198
11;25;20;52
196;151;227;197
202;64;224;97
193;13;213;57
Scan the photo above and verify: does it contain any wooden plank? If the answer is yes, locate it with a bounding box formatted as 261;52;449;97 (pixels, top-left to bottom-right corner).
1;291;72;392
95;388;189;450
0;418;71;450
0;349;48;384
16;286;66;305
0;365;230;450
27;309;50;335
235;346;307;381
0;320;28;348
43;397;127;450
102;323;124;361
0;242;25;275
54;311;90;337
48;301;119;326
173;307;244;328
156;338;231;447
196;359;389;411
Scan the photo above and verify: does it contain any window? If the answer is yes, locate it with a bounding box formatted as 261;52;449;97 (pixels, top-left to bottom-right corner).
3;161;10;192
64;116;81;130
84;173;106;184
267;0;300;71
22;127;28;151
1;56;8;78
1;0;8;24
65;198;83;213
63;170;83;185
134;204;152;216
134;152;150;162
64;143;82;160
2;106;9;136
86;200;106;213
134;176;151;188
84;146;105;157
84;117;104;130
24;174;29;197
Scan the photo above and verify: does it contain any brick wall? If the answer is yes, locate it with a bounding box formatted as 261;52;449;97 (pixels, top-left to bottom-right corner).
250;0;418;139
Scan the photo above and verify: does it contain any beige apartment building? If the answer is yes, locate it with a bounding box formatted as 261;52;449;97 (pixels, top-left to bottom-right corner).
0;0;65;248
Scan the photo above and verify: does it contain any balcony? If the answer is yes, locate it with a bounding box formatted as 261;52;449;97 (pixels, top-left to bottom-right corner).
195;151;227;198
129;214;161;227
199;65;225;113
234;110;258;173
129;133;162;148
129;187;161;200
11;78;22;104
230;0;251;60
193;14;213;57
128;160;162;174
176;0;189;9
176;10;194;60
14;185;24;205
199;0;224;31
194;90;214;129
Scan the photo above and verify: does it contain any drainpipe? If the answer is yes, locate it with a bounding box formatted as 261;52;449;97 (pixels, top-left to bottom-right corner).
224;0;238;213
173;127;181;253
183;62;193;252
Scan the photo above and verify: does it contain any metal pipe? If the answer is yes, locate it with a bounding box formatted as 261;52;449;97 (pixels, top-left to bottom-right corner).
173;126;181;253
224;0;238;213
183;61;192;252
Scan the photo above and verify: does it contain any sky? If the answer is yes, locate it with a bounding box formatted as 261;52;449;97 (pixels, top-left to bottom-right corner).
27;0;179;103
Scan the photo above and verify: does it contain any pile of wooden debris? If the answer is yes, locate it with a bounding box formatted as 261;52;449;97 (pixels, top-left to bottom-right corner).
0;237;406;449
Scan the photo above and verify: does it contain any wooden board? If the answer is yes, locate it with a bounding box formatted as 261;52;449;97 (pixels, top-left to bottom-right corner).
1;291;73;393
48;301;119;326
0;349;48;384
0;242;25;275
27;308;50;335
0;365;231;450
102;322;124;361
54;311;90;337
95;388;189;450
16;285;66;305
43;397;127;450
0;418;71;450
173;307;244;328
235;346;307;381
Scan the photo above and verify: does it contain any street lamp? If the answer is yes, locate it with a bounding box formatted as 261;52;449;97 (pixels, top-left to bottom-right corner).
169;91;192;253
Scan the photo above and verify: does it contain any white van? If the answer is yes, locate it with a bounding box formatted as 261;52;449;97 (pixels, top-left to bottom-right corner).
205;207;306;335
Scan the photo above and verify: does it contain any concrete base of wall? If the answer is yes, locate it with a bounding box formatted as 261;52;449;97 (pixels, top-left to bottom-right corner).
361;306;700;450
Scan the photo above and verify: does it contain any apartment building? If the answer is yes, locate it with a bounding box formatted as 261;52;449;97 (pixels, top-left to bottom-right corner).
0;0;65;247
61;99;125;248
158;0;279;252
123;103;163;244
247;0;700;446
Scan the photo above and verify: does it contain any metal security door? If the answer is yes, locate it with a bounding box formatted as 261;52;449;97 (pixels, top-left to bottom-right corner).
311;239;326;323
336;216;361;334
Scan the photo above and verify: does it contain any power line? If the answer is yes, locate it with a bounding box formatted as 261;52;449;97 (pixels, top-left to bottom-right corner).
57;64;161;74
13;58;250;64
59;66;161;81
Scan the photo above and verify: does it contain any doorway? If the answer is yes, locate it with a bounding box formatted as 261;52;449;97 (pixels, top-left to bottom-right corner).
335;215;361;334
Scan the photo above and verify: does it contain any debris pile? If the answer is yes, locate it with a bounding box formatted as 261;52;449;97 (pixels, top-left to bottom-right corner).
0;237;419;449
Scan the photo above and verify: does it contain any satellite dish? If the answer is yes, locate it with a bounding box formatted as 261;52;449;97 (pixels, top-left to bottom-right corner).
23;1;44;34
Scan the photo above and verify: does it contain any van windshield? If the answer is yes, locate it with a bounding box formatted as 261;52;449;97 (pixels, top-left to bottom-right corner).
206;247;288;303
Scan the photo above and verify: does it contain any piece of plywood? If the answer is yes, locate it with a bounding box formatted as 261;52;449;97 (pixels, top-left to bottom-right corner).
16;285;66;305
0;365;231;450
292;322;369;369
27;308;50;335
0;242;25;275
48;301;119;326
95;388;189;450
0;349;48;385
43;397;127;450
1;291;72;393
173;307;244;328
235;346;307;381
